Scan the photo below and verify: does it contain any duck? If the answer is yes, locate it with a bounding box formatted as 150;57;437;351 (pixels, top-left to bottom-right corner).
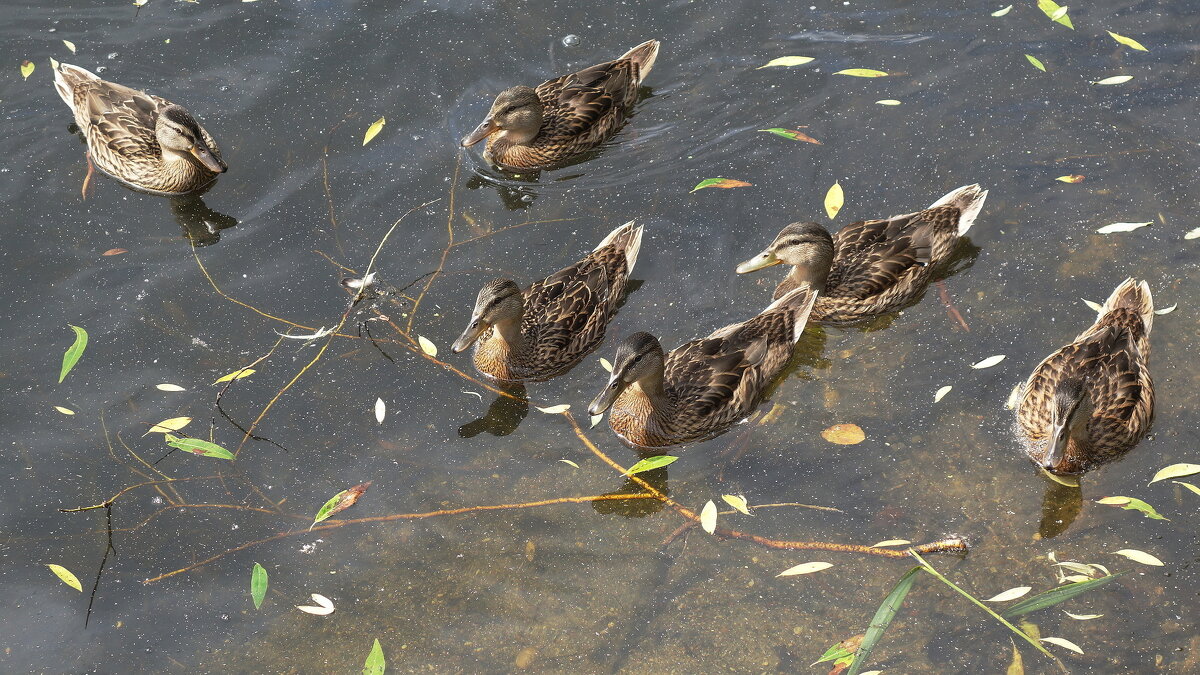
588;285;818;448
460;39;659;171
735;184;988;324
1015;278;1155;475
451;221;644;382
53;63;227;195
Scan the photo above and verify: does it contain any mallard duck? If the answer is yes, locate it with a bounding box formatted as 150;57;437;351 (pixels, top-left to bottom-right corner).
736;184;988;324
53;63;227;195
588;285;818;448
451;221;644;382
460;39;659;171
1015;278;1154;475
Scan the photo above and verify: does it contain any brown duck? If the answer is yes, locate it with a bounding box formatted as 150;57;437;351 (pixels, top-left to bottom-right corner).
588;285;819;448
451;221;643;382
736;184;987;324
460;40;659;171
1015;278;1155;475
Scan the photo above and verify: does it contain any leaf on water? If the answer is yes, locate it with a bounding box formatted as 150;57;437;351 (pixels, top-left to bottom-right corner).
1112;549;1164;566
144;416;192;435
20;60;34;80
374;397;386;425
972;354;1006;369
1024;54;1047;72
1056;174;1084;183
1037;0;1074;28
821;423;865;445
59;324;88;384
312;482;372;526
722;494;752;515
691;178;752;193
814;635;860;666
1107;31;1148;51
846;567;920;675
1049;5;1069;20
991;4;1013;16
871;539;911;547
363;638;385;675
825;181;844;220
1064;611;1103;620
1096;221;1150;234
758;128;822;144
934;385;952;402
163;433;235;460
1063;574;1092;583
156;383;186;391
54;406;75;415
700;500;718;534
213;367;256;384
1186;227;1200;240
834;68;888;77
296;593;335;615
63;39;76;53
776;561;833;577
535;404;570;414
417;335;437;357
589;413;603;428
1093;75;1133;85
1153;303;1176;315
251;562;268;610
1173;481;1200;496
1149;463;1200;483
1082;299;1103;312
756;56;815;69
1040;637;1084;655
599;357;613;372
1095;495;1167;519
986;587;1033;602
875;99;902;105
47;564;82;592
558;459;579;468
1002;574;1122;618
363;117;385;146
626;455;678;475
1006;639;1024;675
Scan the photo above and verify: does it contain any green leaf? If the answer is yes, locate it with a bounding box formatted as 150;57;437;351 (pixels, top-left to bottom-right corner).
313;489;350;525
1025;54;1046;72
815;640;856;666
251;562;268;609
1002;573;1124;618
59;324;88;383
758;128;821;144
757;56;815;69
846;567;921;675
363;638;386;675
1107;30;1147;51
20;60;34;80
47;563;83;592
691;178;752;193
1037;0;1074;28
1095;496;1168;520
213;367;255;384
163;433;235;460
626;455;678;475
833;68;888;77
363;117;386;146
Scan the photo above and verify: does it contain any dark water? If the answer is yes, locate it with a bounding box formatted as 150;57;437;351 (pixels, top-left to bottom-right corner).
2;0;1197;672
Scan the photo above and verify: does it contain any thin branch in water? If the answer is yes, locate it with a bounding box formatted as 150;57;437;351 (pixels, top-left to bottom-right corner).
84;504;115;628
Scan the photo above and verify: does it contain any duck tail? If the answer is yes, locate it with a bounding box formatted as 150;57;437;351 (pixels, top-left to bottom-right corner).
594;220;644;273
1100;277;1154;334
53;62;99;107
621;39;660;80
763;284;819;343
928;183;988;236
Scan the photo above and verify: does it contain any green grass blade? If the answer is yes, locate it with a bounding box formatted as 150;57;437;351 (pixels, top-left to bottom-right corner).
847;566;922;675
250;562;268;609
59;324;88;383
1003;573;1124;618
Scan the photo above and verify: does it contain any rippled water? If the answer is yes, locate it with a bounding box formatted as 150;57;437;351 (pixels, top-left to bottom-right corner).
2;1;1197;673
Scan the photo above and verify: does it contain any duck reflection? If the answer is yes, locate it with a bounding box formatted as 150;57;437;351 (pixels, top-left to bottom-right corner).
465;171;539;210
458;385;529;438
1036;475;1083;539
169;195;239;246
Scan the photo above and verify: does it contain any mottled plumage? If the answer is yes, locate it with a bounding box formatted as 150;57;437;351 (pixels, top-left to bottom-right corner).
1015;278;1155;475
589;285;818;448
460;40;659;170
737;184;987;324
53;63;226;195
452;221;644;382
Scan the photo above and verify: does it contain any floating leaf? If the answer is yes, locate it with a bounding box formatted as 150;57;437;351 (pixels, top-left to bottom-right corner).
589;413;603;428
156;383;186;391
1003;574;1123;618
363;638;385;675
700;500;717;533
1037;0;1073;28
1096;221;1150;234
1025;54;1046;72
821;423;865;445
1041;637;1083;654
417;335;437;356
59;324;88;383
145;416;192;435
834;68;888;77
251;563;268;609
20;60;34;80
599;357;613;372
1096;496;1166;519
1093;75;1133;86
758;127;822;144
756;56;815;69
934;385;952;402
54;406;75;415
626;455;677;475
1186;226;1200;240
1112;549;1163;566
722;494;751;515
1106;31;1147;51
1056;174;1085;183
875;99;901;105
363;117;385;146
558;459;579;468
213;367;255;384
1150;463;1200;483
825;181;844;219
1082;299;1103;312
47;564;82;592
296;593;335;615
814;636;860;666
991;5;1013;16
312;482;372;526
1154;304;1176;315
776;561;833;577
691;178;752;193
986;587;1033;602
164;433;235;460
871;539;911;547
972;354;1006;369
1173;481;1200;496
535;404;570;414
62;39;76;53
374;397;385;424
1049;5;1069;20
1064;611;1103;620
846;567;920;675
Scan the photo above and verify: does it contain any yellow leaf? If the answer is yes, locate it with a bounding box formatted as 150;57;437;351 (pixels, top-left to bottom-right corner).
1112;549;1164;566
821;423;864;445
144;416;192;435
1040;637;1084;654
213;367;255;384
589;413;603;428
934;385;952;402
363;116;385;146
1093;75;1133;86
776;561;834;577
1056;174;1085;183
63;40;76;53
47;564;82;591
700;500;717;533
871;539;911;547
985;586;1032;602
54;406;75;415
721;494;751;515
20;60;34;80
757;56;815;69
156;383;186;392
991;5;1013;16
417;335;437;357
599;357;613;372
1063;611;1104;620
535;404;570;414
1107;31;1148;52
833;68;888;77
1149;463;1200;483
558;459;579;468
875;99;902;105
1094;496;1131;505
972;354;1006;369
1173;481;1200;496
824;181;843;219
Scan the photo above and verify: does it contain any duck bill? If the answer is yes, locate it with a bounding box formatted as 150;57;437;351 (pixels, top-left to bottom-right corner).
189;144;227;173
1043;420;1072;473
461;118;497;147
451;319;488;353
735;250;782;274
589;378;622;416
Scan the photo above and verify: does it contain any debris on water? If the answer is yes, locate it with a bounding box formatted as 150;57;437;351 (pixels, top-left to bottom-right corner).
562;34;580;47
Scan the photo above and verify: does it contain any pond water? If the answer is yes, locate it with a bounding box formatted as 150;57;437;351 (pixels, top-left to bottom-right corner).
1;0;1197;673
